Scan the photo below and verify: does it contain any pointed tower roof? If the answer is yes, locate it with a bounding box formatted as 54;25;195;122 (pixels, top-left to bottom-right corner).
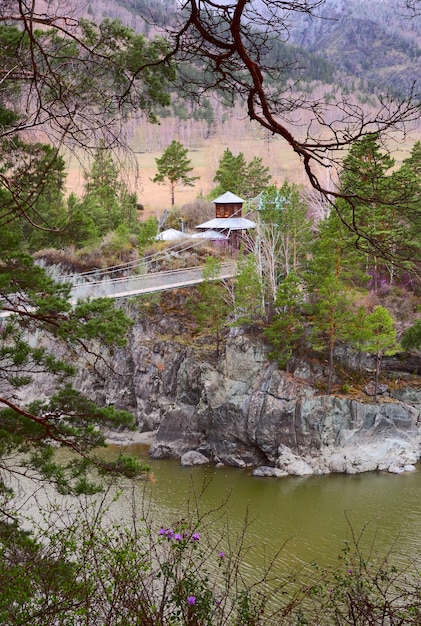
212;191;245;204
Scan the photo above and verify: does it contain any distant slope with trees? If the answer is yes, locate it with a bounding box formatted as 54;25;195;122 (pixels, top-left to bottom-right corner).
101;0;421;99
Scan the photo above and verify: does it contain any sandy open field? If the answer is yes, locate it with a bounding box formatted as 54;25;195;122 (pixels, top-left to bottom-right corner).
64;135;305;220
64;115;421;222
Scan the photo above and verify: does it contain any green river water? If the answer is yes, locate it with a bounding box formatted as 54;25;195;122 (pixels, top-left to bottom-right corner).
107;445;421;578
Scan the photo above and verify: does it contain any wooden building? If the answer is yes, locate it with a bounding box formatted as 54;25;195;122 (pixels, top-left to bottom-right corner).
195;191;256;247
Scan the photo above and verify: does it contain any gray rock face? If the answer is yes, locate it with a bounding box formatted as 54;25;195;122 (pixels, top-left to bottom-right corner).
106;324;420;476
21;315;421;477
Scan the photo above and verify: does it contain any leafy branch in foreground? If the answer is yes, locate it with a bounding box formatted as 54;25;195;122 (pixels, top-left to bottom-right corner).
0;381;149;496
0;486;301;626
0;7;176;234
0;237;148;497
167;1;421;263
0;11;176;149
302;524;421;625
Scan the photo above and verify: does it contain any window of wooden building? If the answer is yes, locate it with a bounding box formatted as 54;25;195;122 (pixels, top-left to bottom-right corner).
215;203;242;218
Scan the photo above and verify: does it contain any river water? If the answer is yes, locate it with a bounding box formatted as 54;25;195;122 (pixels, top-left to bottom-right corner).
106;445;421;579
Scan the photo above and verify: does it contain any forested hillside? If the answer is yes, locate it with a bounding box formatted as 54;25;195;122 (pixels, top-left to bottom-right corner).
86;0;421;98
288;0;421;95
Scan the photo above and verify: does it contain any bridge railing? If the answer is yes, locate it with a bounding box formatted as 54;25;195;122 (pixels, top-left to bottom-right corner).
1;263;237;319
69;262;237;302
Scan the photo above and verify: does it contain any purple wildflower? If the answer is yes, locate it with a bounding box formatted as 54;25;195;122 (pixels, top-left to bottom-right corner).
191;533;200;541
187;596;196;605
174;533;183;541
218;551;225;559
158;528;166;536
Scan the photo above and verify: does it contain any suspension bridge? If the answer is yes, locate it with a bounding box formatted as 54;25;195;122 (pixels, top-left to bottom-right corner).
68;261;237;303
61;237;238;302
0;238;238;319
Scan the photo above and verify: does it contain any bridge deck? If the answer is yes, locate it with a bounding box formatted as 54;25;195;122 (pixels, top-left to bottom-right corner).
1;262;237;318
69;262;237;302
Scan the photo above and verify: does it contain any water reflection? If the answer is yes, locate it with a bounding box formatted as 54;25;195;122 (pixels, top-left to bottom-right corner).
103;445;421;575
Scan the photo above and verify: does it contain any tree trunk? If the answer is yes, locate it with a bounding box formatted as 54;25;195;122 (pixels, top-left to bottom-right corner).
327;341;334;394
327;314;335;394
374;352;382;402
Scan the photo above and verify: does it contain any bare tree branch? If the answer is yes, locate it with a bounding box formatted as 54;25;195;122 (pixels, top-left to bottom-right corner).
160;0;421;265
0;0;175;149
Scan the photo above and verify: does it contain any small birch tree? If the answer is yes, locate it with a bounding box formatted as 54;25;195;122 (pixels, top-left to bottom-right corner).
362;306;399;400
189;257;229;358
233;253;265;328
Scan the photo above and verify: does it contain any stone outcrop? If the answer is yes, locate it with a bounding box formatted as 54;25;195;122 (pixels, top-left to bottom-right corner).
82;316;421;477
180;450;210;466
22;307;421;477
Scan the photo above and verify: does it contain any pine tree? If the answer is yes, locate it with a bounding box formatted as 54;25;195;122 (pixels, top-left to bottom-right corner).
82;145;136;237
0;10;176;612
308;210;368;293
343;305;372;376
309;273;353;393
0;224;149;496
306;212;357;392
335;134;420;286
401;319;421;351
390;143;421;275
245;156;271;198
211;149;271;199
0;137;67;251
152;140;198;206
212;149;247;198
402;141;421;177
63;193;99;245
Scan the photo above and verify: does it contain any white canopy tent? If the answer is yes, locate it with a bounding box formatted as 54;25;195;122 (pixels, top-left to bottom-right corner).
155;228;190;241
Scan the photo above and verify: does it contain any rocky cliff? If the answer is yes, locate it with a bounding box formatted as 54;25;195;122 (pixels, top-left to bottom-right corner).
73;301;421;477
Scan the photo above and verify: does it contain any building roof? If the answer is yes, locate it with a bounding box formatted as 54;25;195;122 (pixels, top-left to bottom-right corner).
191;229;228;240
196;217;256;230
212;191;245;204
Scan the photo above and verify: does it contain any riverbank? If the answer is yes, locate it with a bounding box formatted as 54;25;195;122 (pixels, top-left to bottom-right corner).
18;288;421;477
104;429;157;446
90;310;421;476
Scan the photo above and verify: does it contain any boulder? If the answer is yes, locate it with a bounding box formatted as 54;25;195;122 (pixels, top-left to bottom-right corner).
276;445;314;476
364;383;388;397
180;451;210;466
252;466;287;478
